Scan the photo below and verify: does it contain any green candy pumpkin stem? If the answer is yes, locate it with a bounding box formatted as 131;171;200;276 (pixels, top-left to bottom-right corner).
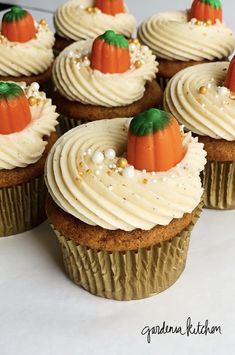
129;108;171;136
100;30;129;48
0;82;24;99
2;6;26;22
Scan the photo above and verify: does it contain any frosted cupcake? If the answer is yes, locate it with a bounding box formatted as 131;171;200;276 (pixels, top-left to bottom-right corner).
0;81;58;237
53;30;162;134
138;0;235;89
45;108;206;300
0;6;55;93
54;0;136;54
164;60;235;209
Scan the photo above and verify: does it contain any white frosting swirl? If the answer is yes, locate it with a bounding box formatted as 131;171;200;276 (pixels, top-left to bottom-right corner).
0;22;55;76
138;11;235;61
53;39;158;106
0;82;59;170
54;0;136;41
45;118;206;231
164;62;235;141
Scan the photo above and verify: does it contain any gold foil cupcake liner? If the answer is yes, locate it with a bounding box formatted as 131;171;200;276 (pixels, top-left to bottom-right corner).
0;175;47;237
157;76;171;92
51;204;202;301
202;160;235;209
58;115;82;135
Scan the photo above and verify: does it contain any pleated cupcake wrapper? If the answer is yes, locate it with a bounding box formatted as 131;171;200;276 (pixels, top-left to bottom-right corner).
58;115;82;135
51;204;202;301
157;76;171;92
0;175;47;237
202;160;235;210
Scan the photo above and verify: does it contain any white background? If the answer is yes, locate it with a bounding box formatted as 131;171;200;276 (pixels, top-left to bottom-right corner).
0;1;235;355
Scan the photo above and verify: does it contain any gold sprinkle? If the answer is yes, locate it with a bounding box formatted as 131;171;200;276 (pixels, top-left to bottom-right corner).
86;6;94;13
196;20;203;26
118;172;123;176
36;98;41;105
28;96;37;106
117;157;128;168
143;179;148;184
0;34;4;43
79;162;84;168
39;19;47;26
107;170;112;176
134;60;142;69
132;38;139;45
199;86;208;94
79;171;84;176
86;169;92;174
206;19;212;26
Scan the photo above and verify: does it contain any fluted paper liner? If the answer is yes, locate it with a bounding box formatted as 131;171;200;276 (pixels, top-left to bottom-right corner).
157;77;171;92
0;175;47;237
202;160;235;209
51;204;202;301
58;115;82;135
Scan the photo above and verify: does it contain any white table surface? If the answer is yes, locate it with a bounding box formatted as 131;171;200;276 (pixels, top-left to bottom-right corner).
0;3;235;355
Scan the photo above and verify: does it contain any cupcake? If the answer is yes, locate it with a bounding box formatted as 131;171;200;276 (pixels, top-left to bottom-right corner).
138;0;235;90
45;108;206;300
0;81;58;237
0;6;55;94
164;60;235;209
54;0;136;54
53;30;162;134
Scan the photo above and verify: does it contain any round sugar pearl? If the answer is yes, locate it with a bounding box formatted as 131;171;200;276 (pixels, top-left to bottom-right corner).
104;149;116;160
92;151;104;164
123;166;135;178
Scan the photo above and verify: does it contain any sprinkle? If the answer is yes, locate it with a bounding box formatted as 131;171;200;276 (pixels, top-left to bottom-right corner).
107;170;112;176
79;162;84;168
87;148;92;156
142;169;147;173
162;177;167;182
123;166;135;178
108;185;113;191
79;172;84;176
95;170;100;175
104;148;116;160
92;151;104;164
199;86;208;94
86;169;92;174
143;179;148;184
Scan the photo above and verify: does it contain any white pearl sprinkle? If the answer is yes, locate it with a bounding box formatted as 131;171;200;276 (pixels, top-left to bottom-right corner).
129;43;136;51
176;163;181;168
95;170;100;176
31;82;40;91
207;82;212;89
108;185;113;191
92;151;104;164
87;148;92;156
171;174;176;178
68;50;74;58
218;86;229;97
151;171;156;175
104;148;116;160
162;177;167;182
123;166;135;178
153;179;157;183
142;169;147;173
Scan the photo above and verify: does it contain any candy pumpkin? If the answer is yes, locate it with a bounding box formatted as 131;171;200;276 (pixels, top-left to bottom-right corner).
0;82;32;135
224;56;235;93
95;0;125;15
1;6;36;43
90;30;130;74
189;0;222;24
127;109;184;172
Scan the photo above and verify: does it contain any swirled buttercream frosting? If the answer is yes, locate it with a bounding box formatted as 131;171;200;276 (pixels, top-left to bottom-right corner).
53;39;158;106
138;11;235;61
0;82;58;170
45;117;206;231
164;62;235;141
0;22;54;76
54;0;136;41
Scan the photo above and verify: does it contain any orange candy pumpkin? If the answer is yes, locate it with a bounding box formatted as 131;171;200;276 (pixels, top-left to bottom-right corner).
95;0;125;15
189;0;222;24
224;56;235;93
90;30;130;74
127;109;184;172
0;82;32;135
1;6;36;43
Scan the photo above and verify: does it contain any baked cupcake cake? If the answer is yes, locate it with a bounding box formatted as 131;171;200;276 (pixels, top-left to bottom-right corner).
54;0;136;54
53;30;162;134
138;0;235;89
0;81;58;237
45;108;206;300
0;6;55;93
164;60;235;209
